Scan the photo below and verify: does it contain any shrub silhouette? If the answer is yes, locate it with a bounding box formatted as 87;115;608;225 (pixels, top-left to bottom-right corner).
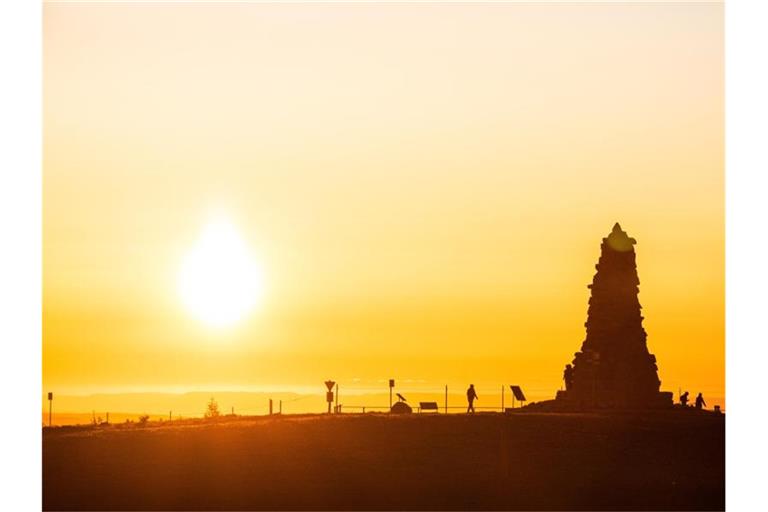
138;414;150;425
205;397;221;419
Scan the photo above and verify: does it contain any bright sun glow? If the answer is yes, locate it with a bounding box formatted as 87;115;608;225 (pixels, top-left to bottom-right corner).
178;216;264;328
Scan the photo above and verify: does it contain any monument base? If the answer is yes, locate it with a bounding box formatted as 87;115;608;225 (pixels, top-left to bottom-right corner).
527;390;674;412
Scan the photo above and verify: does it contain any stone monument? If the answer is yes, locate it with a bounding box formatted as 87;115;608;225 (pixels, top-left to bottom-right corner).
556;223;673;408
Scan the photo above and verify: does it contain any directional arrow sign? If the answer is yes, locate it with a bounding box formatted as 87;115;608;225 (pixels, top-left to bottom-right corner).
325;380;336;392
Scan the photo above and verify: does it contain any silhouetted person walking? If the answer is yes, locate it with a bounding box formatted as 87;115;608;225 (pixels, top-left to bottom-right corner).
680;391;689;407
563;364;574;391
466;384;478;413
695;392;706;410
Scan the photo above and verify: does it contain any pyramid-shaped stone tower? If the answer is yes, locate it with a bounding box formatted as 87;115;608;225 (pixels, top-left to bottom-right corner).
558;223;672;408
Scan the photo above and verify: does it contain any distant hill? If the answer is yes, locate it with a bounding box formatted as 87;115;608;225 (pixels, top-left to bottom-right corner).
43;390;515;425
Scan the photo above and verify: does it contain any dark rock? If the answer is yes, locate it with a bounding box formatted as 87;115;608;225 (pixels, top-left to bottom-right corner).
390;401;413;414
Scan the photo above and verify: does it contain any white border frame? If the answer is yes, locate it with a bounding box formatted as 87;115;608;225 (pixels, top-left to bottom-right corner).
4;0;766;509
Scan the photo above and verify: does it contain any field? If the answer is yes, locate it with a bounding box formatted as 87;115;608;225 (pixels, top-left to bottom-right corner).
43;410;724;511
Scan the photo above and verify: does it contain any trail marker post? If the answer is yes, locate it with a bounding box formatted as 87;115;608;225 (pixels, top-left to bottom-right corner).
47;392;53;427
325;380;336;414
501;385;504;412
444;384;448;414
389;379;395;410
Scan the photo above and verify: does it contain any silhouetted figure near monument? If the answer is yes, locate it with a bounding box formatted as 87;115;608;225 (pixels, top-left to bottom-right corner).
466;384;478;413
680;391;690;407
695;392;706;410
563;364;574;391
556;223;673;409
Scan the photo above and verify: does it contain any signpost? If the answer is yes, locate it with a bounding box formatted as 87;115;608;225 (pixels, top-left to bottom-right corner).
510;385;526;409
47;392;53;427
325;380;336;414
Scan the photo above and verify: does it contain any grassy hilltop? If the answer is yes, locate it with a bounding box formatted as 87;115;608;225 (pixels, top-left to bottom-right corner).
43;411;724;511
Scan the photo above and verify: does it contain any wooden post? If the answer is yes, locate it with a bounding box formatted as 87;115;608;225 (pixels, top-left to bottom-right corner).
279;400;282;414
335;383;339;413
169;411;172;422
106;412;109;424
231;406;234;416
47;392;53;427
501;385;504;412
444;385;448;414
269;399;273;415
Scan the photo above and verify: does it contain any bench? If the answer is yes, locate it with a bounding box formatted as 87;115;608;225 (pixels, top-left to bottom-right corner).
419;401;439;413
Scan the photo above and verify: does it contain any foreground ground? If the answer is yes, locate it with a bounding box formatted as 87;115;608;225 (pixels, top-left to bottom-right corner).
43;410;724;510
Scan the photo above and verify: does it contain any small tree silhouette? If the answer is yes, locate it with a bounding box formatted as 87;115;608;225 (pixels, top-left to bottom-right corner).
205;397;221;419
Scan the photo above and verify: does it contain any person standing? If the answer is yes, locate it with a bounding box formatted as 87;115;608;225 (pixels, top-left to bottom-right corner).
466;384;478;413
563;364;574;391
695;392;706;410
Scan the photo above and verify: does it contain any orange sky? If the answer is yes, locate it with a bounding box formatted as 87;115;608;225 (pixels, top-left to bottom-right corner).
43;2;724;409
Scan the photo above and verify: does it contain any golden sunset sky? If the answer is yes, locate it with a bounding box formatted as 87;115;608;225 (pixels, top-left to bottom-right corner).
43;1;723;410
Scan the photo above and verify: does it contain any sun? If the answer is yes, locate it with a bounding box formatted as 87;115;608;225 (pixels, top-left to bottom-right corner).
178;216;264;328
